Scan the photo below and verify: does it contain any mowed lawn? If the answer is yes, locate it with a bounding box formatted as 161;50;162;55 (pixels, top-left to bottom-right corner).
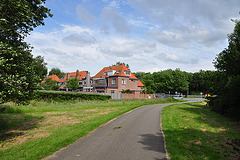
162;102;240;160
0;98;177;160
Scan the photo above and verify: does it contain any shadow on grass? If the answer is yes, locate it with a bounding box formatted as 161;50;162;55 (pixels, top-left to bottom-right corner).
162;128;240;160
178;103;240;130
0;106;43;143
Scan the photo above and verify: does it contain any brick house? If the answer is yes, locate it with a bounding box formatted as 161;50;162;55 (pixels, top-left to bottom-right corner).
92;64;144;93
58;70;92;91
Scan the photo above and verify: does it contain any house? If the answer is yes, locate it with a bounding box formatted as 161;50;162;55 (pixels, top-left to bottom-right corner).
58;70;92;91
41;74;60;83
92;64;144;93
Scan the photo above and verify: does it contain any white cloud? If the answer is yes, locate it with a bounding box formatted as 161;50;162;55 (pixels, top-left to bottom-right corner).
76;5;97;26
62;33;96;46
100;7;131;34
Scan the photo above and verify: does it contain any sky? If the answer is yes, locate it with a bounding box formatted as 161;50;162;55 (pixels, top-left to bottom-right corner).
26;0;240;76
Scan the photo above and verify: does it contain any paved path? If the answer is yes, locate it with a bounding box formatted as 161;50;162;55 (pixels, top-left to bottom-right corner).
47;99;203;160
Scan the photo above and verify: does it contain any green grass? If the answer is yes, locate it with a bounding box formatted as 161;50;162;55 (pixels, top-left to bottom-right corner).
162;102;240;160
0;98;178;160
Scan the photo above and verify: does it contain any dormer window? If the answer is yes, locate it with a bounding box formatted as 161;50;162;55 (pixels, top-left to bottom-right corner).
103;72;107;76
108;70;116;76
124;71;131;75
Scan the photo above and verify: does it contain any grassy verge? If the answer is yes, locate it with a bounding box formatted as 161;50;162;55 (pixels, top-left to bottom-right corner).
0;98;178;160
162;102;240;160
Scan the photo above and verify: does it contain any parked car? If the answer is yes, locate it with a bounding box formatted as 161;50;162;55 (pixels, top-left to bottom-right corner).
173;95;183;99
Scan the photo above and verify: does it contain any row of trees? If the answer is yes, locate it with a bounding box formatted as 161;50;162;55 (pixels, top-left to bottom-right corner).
133;69;217;95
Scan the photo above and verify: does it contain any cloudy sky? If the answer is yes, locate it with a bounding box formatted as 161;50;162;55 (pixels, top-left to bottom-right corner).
26;0;240;76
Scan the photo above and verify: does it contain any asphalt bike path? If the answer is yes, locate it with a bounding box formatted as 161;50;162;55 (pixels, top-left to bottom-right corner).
46;99;203;160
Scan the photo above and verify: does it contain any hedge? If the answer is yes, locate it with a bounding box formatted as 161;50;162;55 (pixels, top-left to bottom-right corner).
35;91;111;101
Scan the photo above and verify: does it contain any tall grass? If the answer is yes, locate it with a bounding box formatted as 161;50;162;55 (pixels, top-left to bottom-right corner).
162;102;240;160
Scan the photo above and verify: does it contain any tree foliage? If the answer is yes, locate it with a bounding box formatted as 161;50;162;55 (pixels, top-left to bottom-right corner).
0;0;52;104
134;69;190;94
41;78;59;91
32;56;48;80
49;68;65;79
212;18;240;119
67;78;79;90
0;0;52;47
189;70;218;95
113;62;130;69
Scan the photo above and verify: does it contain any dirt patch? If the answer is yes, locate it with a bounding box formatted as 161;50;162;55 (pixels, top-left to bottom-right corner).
189;140;202;145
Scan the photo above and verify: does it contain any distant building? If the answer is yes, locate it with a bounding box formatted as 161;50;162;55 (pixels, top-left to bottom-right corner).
92;64;144;93
58;70;92;91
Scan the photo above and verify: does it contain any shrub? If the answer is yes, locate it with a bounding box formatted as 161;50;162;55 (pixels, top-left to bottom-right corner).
35;91;111;101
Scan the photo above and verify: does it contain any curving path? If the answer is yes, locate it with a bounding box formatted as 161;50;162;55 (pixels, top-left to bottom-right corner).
46;99;203;160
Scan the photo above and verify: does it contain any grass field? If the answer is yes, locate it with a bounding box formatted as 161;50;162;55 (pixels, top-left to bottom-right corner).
0;98;178;160
162;102;240;160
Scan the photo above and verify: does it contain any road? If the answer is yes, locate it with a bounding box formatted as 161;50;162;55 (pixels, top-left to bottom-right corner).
47;99;203;160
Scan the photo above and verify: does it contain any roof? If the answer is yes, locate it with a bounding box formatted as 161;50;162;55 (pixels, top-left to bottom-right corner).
138;80;144;87
59;71;88;82
93;64;138;79
41;75;60;83
93;64;144;86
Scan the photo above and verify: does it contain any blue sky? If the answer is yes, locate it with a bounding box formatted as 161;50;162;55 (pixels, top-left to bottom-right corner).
26;0;240;76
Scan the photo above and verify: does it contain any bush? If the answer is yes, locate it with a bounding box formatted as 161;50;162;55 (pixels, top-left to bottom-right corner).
35;91;111;101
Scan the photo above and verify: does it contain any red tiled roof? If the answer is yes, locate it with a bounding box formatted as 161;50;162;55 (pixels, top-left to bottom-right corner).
94;64;138;79
94;64;144;86
138;80;144;87
41;75;60;83
59;71;87;82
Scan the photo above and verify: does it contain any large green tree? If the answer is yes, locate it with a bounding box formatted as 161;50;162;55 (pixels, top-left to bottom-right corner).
49;68;65;79
0;0;52;104
212;18;240;119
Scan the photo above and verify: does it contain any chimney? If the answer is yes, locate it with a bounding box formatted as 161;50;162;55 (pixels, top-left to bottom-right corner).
86;71;90;87
76;70;79;78
67;73;70;80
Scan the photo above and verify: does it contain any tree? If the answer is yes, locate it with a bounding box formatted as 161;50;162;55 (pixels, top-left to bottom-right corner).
134;69;190;94
32;56;48;81
189;70;218;95
0;0;52;104
114;62;130;69
41;78;59;91
49;68;65;79
212;17;240;119
67;78;79;90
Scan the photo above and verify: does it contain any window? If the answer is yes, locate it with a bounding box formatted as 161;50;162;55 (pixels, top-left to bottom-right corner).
79;81;82;85
94;80;97;85
111;90;115;94
108;70;116;76
122;79;127;85
124;71;131;75
99;79;104;85
103;72;107;76
112;79;116;84
116;71;120;74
